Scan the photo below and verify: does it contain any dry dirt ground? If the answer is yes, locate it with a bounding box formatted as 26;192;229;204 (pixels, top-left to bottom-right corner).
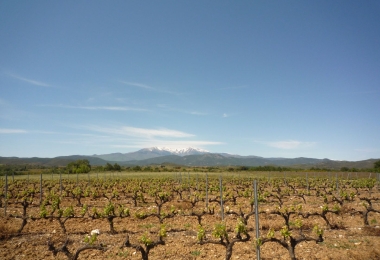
1;179;380;260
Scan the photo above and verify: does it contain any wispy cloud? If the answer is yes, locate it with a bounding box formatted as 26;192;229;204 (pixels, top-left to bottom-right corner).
87;125;195;138
267;140;316;149
222;112;239;118
190;111;208;116
7;73;51;87
111;140;223;149
219;85;248;90
157;104;208;116
354;148;380;154
0;128;27;134
119;81;155;90
119;81;182;95
254;140;316;150
39;104;148;112
31;125;223;153
124;127;194;138
73;106;146;111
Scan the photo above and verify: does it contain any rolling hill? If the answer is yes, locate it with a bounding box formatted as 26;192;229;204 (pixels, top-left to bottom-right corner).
1;147;379;170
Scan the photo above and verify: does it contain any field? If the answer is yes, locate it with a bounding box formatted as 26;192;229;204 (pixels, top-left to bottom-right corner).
1;171;380;260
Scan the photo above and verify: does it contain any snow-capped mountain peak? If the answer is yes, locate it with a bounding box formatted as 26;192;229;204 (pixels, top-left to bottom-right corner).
93;147;210;162
145;147;209;156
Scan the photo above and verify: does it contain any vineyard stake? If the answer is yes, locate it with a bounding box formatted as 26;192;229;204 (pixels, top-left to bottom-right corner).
336;173;339;195
59;172;62;196
254;179;261;259
4;173;8;216
40;173;43;205
219;175;224;220
206;173;209;211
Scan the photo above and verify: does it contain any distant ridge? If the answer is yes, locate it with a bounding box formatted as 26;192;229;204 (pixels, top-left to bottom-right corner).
0;155;108;167
0;147;379;169
92;147;209;161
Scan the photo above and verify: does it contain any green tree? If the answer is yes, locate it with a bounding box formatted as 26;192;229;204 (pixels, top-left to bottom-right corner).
132;166;142;171
67;159;91;174
104;163;114;171
144;166;152;172
113;163;121;172
374;160;380;169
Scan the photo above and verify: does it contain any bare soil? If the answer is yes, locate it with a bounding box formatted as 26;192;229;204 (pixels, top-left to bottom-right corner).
1;177;380;260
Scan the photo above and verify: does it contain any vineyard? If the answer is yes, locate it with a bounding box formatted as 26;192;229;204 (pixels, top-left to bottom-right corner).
1;171;380;260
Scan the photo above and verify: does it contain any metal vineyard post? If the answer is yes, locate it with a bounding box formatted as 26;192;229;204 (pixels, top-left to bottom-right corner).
60;172;62;195
206;173;209;211
219;175;224;220
40;174;43;205
254;179;260;259
4;173;8;216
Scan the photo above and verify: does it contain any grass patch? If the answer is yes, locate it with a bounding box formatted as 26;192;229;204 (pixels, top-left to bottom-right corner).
190;250;201;256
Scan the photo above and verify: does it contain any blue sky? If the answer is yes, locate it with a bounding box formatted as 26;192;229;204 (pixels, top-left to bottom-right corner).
1;1;379;160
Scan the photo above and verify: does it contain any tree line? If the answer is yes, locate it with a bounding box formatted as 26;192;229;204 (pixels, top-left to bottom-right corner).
1;159;379;176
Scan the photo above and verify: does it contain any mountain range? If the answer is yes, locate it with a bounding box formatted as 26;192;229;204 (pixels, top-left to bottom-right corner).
92;147;208;161
0;147;378;169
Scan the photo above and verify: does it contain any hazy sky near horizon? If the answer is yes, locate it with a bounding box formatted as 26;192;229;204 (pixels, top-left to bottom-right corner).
1;1;379;160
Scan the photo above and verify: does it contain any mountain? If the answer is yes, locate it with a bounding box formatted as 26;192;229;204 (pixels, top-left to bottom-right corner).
119;154;379;169
0;147;378;169
0;155;109;167
92;147;209;161
154;147;209;156
120;153;329;167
